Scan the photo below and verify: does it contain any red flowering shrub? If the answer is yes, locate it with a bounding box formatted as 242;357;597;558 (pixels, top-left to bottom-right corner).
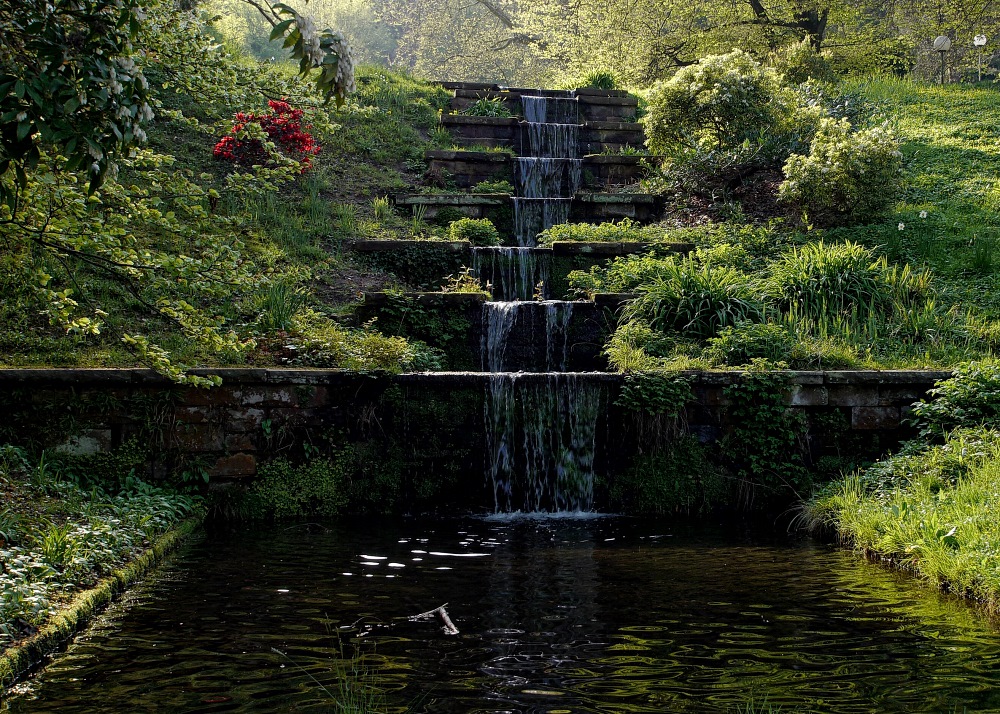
213;100;320;171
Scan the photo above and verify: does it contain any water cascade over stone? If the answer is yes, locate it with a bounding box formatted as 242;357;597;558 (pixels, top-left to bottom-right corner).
471;247;549;301
513;93;582;247
485;373;601;513
482;301;575;373
480;92;602;513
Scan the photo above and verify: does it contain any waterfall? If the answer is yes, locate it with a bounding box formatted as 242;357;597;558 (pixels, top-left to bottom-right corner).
515;158;582;198
513;95;581;247
480;94;599;514
544;301;574;372
472;247;549;301
482;301;517;373
482;300;576;373
512;198;574;247
523;123;579;159
521;95;579;124
485;374;601;513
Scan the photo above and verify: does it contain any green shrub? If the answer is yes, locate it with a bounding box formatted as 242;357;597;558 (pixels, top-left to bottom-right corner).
463;97;511;117
909;362;1000;440
447;217;501;246
580;70;618;90
470;179;514;194
623;257;764;338
769;37;838;86
567;253;679;295
704;322;797;366
245;454;350;519
539;218;664;244
778;117;903;226
643;51;790;154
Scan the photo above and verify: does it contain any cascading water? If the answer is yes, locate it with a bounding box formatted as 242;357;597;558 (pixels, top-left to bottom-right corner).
513;93;581;247
472;247;549;301
482;93;600;514
481;300;575;373
485;374;601;513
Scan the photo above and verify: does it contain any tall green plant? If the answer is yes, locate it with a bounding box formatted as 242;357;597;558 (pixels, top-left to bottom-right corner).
623;257;764;338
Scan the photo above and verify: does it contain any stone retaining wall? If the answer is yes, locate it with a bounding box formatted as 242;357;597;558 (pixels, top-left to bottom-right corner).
0;369;950;497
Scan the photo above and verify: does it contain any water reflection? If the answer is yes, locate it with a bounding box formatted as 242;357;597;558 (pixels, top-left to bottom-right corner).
4;518;1000;713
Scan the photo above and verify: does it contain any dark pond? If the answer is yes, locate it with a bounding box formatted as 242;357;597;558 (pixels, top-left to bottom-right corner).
5;515;1000;713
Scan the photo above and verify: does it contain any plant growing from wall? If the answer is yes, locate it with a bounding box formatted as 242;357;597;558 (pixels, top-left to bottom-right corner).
463;96;511;118
447;217;502;246
909;361;1000;441
244;451;351;519
611;372;726;513
723;366;810;505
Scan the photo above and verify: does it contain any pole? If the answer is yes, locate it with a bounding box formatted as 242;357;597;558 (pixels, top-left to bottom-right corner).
941;51;947;84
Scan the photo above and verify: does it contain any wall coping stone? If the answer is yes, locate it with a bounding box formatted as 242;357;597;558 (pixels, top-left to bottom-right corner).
440;115;520;127
576;193;657;204
550;241;692;256
424;150;512;162
581;121;643;131
362;292;488;308
0;368;955;388
350;240;471;253
393;193;509;206
582;154;652;165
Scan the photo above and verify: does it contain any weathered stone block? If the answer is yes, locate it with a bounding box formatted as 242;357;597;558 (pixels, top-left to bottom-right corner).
827;386;881;407
54;429;113;455
173;405;219;425
789;385;828;407
172;424;225;451
852;406;901;430
212;453;257;478
226;407;265;432
225;433;257;452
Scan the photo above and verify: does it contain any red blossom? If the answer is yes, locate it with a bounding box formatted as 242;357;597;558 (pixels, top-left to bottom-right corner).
213;100;321;171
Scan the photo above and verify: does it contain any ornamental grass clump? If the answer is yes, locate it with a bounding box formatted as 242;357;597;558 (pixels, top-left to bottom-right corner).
622;257;764;338
768;241;931;320
778;117;903;226
214;99;321;171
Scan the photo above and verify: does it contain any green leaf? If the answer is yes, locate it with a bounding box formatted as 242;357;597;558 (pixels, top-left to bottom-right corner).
269;18;294;41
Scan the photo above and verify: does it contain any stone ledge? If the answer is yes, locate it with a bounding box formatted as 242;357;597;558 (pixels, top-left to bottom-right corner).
424;150;512;162
440;115;520;127
393;193;509;206
362;292;488;308
550;241;692;256
350;240;471;253
0;368;956;388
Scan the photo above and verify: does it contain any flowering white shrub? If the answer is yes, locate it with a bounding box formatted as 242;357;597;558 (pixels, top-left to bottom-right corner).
643;50;792;154
778;117;904;226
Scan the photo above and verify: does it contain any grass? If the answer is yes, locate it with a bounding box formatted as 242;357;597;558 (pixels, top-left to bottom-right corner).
833;78;1000;315
806;427;1000;613
0;62;450;372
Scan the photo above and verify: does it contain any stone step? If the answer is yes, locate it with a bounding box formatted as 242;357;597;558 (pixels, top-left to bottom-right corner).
350;240;691;298
424;151;656;189
390;191;665;228
438;115;645;155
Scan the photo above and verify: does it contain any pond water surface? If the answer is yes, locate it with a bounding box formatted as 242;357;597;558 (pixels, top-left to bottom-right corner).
5;516;1000;713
